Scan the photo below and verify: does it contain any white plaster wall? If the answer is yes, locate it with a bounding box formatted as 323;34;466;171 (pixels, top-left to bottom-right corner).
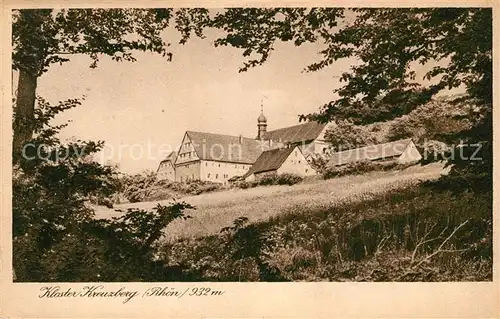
200;160;253;184
277;147;317;176
175;161;201;182
157;161;175;181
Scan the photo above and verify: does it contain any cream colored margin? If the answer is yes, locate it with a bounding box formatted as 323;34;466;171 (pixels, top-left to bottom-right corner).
1;1;498;318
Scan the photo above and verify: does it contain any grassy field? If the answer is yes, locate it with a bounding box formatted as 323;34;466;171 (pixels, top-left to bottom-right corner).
94;162;449;239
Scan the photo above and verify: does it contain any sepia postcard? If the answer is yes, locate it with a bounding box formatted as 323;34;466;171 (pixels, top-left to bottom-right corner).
1;0;498;318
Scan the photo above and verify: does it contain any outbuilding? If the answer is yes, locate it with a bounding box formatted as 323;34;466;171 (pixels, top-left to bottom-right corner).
328;138;423;167
243;146;317;182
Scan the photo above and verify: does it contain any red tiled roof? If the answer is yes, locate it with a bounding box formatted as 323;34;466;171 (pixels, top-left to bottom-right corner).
186;131;269;164
262;121;327;144
329;139;415;166
243;147;296;177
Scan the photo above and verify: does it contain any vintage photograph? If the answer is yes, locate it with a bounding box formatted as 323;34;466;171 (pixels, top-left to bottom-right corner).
11;7;492;283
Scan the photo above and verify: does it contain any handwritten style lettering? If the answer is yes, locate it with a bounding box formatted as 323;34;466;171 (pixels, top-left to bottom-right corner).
39;285;139;303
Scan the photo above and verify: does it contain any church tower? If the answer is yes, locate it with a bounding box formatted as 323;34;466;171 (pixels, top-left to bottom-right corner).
257;102;267;140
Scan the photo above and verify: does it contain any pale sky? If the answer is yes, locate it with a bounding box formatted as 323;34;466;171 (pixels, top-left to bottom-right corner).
14;20;459;174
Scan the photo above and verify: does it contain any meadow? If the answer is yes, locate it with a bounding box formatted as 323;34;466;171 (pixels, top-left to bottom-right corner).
89;162;492;282
158;165;492;282
95;162;449;239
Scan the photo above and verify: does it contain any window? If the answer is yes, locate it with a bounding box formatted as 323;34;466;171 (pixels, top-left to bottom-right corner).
215;174;219;179
305;169;308;173
298;160;301;164
205;162;208;166
295;151;298;157
218;163;220;167
208;173;211;178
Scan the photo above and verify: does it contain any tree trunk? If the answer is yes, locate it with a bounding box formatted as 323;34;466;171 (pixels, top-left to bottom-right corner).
13;68;38;156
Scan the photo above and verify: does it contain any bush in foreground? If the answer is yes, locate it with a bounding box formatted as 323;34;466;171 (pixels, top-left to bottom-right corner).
14;202;199;282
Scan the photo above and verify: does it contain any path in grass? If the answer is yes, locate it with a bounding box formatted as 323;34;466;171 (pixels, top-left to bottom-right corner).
94;163;448;239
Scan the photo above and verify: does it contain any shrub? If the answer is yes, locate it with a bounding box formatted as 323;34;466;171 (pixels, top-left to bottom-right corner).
324;119;376;152
323;160;376;179
12;96;201;282
236;181;252;189
14;202;198;282
257;174;278;186
115;175;224;203
322;160;415;179
235;173;303;189
275;173;303;185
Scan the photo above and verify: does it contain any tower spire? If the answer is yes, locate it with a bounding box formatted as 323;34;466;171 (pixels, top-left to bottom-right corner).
257;98;267;140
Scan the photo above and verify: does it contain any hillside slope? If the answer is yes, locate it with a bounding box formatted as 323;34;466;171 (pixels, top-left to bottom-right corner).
95;162;448;239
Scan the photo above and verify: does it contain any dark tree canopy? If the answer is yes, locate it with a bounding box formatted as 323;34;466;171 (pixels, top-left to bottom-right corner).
207;8;492;123
12;8;208;153
12;8;210;74
206;7;492;180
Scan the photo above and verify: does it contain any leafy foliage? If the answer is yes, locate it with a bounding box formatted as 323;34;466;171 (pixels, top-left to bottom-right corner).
12;9;211;75
15;202;197;282
115;172;223;203
208;8;492;184
13;96;116;243
386;96;475;144
235;173;303;189
12;8;210;152
324;120;376;152
161;185;492;282
13;96;197;281
209;8;343;72
321;160;416;180
211;8;491;121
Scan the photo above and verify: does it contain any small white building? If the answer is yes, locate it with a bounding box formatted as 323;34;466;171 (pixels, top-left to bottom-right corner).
243;146;317;182
328;138;423;167
156;151;176;182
